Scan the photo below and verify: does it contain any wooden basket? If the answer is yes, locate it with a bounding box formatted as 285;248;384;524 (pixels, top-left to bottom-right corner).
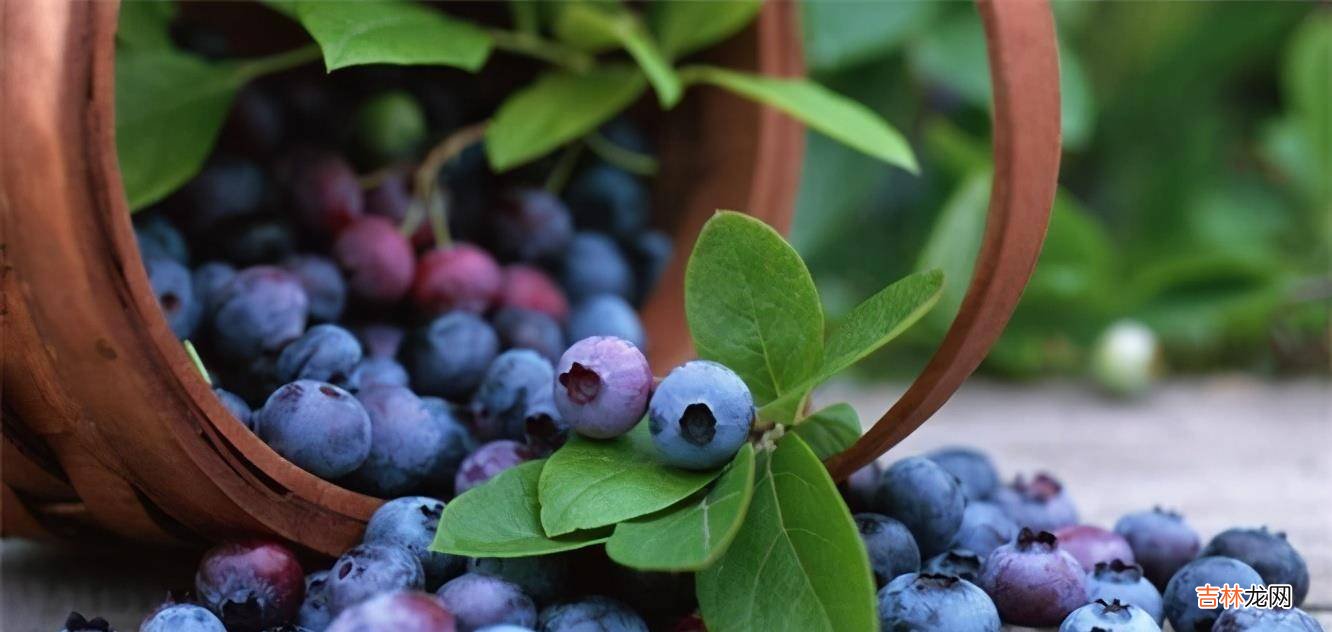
0;0;1059;556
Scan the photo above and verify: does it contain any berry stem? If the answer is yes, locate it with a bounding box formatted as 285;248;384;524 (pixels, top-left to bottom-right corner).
487;29;595;73
402;122;488;243
235;44;322;81
543;142;585;193
584;131;659;176
426;188;453;250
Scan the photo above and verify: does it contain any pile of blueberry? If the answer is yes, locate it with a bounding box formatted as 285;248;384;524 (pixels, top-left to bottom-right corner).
843;448;1319;631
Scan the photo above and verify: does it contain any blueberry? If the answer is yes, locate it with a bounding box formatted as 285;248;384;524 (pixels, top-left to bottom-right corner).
560;233;635;302
1087;560;1164;625
193;261;237;325
877;573;1000;632
1054;524;1136;571
135;214;190;263
926;446;1000;501
221;217;297;266
840;462;882;513
298;570;332;631
194;539;305;632
276;325;363;386
325;590;456;632
923;549;985;583
214;387;253;430
1163;556;1265;632
873;456;967;557
357;323;405;359
567;295;645;350
625;230;671;306
537;596;648;632
855;513;921;586
257;380;372;479
554;337;652;440
1213;606;1322;631
141;604;227;632
493;188;574;263
354;91;427;164
348;357;411;392
174;157;267;233
1059;599;1159;632
498;265;570;322
492;308;567;363
1114;507;1201;590
993;472;1079;533
472;350;557;442
290;153;363;236
469;555;572;604
212;266;308;362
364;172;432;248
283;255;347;323
1201;527;1309;606
980;529;1088;627
145;256;198;338
436;572;538;632
951;501;1019;559
455;440;536;495
420;396;477;496
333;216;415;305
597;117;653;156
412;245;503;316
221;87;284;156
346;385;459;497
59;612;114;632
406;311;500;401
325;544;426;615
364;496;463;590
1090;319;1159;397
565;165;649;239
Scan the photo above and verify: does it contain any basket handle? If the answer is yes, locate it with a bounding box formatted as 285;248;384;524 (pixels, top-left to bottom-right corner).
824;0;1062;481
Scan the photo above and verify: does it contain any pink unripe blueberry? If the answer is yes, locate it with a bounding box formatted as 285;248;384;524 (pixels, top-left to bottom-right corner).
1054;524;1136;571
554;336;652;439
412;244;502;316
194;539;305;632
498;265;569;322
333;216;414;304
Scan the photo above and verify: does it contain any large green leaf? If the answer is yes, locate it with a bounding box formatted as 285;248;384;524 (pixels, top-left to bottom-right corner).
802;0;940;74
649;0;762;59
605;444;756;571
681;66;918;172
292;0;492;71
556;2;681;107
116;0;176;50
685;212;824;405
697;435;877;632
486;65;647;171
916;170;992;330
538;423;720;537
431;460;610;557
1281;13;1331;210
790;404;860;461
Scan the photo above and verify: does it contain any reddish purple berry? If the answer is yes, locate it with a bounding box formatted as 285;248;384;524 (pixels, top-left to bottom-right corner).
291;153;363;236
497;265;569;321
194;539;305;632
993;472;1079;533
980;529;1088;627
333;216;415;305
412;245;502;316
326;590;456;632
455;440;535;495
364;172;433;248
1054;524;1136;571
325;544;426;615
553;336;651;439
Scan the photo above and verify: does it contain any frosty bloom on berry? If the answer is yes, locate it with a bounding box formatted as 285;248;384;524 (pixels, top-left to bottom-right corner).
553;336;651;439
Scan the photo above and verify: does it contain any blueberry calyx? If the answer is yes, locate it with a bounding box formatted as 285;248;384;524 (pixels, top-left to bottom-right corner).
558;363;602;404
914;573;962;588
679;403;717;446
1093;558;1144;582
64;612;113;632
1014;527;1059;551
1093;598;1131;614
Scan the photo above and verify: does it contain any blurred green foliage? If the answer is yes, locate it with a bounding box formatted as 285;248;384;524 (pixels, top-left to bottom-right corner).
795;1;1330;377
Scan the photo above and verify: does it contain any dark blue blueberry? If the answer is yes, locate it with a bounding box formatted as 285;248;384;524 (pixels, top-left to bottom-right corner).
192;261;237;327
1201;527;1309;606
364;496;463;590
626;230;671;306
283;255;347;323
979;529;1088;627
212;266;308;362
455;440;536;495
470;555;571;604
559;233;635;303
597;117;653;156
276;324;363;386
346;385;461;497
993;472;1079;533
59;612;113;632
221;217;298;266
436;572;538;631
471;350;556;442
855;513;922;586
214;387;253;430
256;380;372;479
145;256;198;338
325;544;425;616
357;323;405;359
175;157;267;233
405;311;500;402
873;457;967;557
492;308;567;364
877;573;1000;632
221;87;284;156
1114;507;1202;590
841;462;882;514
135;214;189;264
567;295;645;351
1086;560;1164;625
923;549;985;584
420;396;475;496
554;337;652;440
565;166;649;239
493;188;574;263
348;357;411;392
1164;556;1265;632
648;360;754;470
141;604;226;632
537;596;647;632
927;446;1000;501
951;501;1019;559
1213;606;1322;631
298;570;332;632
1059;599;1159;632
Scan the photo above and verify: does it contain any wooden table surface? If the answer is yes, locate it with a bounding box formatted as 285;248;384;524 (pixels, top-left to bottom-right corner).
3;376;1329;631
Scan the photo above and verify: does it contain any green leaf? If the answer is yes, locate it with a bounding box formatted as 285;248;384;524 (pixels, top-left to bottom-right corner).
790;404;860;461
291;0;492;71
486;65;647;171
685;212;823;405
605;444;756;571
697;435;877;632
556;2;681;107
431;460;611;557
116;0;176;50
802;0;940;74
680;65;917;172
538;423;720;537
1281;13;1332;209
916;170;992;329
116;50;246;211
649;0;762;59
